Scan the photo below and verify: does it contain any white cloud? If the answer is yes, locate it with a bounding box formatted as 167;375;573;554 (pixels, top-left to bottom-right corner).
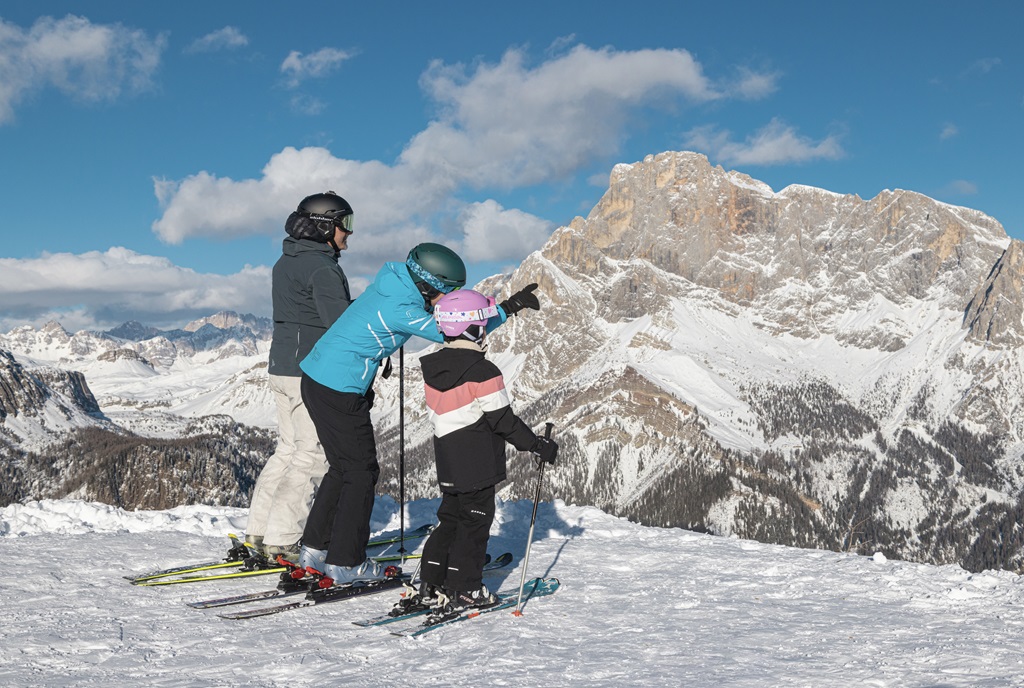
151;147;456;280
964;57;1001;76
684;118;845;166
401;45;733;187
289;93;326;115
0;248;271;330
940;123;958;140
940;179;978;196
731;67;780;100
0;14;165;125
546;34;577;55
150;43;779;286
155;44;778;244
185;27;248;54
458;200;554;263
152;146;455;241
280;47;353;88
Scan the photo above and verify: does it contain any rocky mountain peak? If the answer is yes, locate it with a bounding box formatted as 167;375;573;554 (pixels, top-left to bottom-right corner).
105;321;162;342
541;150;1009;340
184;311;272;338
38;320;71;342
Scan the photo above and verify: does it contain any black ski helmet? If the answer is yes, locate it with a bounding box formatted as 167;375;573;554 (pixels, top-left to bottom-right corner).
406;243;467;295
289;190;354;242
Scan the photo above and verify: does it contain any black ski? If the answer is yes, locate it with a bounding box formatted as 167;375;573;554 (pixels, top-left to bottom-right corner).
387;577;560;637
352;552;514;627
216;573;410;620
191;552;511;612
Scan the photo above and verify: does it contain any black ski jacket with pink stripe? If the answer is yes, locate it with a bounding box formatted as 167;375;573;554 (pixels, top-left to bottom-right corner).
420;345;538;493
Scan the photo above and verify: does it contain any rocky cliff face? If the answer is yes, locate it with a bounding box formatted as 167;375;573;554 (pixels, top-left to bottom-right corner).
964;239;1024;347
0;351;49;421
378;151;1024;573
0;350;100;422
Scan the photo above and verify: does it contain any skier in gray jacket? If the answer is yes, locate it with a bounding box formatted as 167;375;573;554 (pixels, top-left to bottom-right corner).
246;191;355;560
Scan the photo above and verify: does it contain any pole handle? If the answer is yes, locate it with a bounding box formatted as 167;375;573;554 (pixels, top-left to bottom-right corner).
536;421;554;471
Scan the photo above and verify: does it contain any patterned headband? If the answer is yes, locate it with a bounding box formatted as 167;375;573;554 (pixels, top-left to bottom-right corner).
406;257;457;294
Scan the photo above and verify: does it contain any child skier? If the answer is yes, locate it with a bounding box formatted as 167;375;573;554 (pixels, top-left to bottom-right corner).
409;288;558;620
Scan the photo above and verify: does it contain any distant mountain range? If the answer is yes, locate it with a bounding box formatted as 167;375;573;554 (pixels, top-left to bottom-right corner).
3;151;1024;572
0;312;274;509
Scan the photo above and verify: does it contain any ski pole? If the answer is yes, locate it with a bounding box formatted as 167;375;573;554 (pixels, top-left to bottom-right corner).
513;422;554;616
399;346;406;554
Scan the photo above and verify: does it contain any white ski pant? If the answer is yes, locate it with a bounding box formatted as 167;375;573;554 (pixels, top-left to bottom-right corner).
247;374;329;546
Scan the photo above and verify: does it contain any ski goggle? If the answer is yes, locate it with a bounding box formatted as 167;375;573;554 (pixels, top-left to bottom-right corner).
435;303;499;323
309;212;354;234
335;214;354;233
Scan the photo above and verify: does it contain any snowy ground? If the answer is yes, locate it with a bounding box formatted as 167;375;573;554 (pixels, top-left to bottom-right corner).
3;498;1024;687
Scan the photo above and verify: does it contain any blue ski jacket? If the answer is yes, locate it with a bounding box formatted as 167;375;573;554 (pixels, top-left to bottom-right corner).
299;261;507;394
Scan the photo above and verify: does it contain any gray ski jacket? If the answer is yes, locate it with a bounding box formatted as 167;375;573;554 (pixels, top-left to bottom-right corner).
268;237;351;377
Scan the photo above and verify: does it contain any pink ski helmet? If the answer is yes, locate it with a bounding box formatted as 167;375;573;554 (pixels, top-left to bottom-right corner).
434;289;499;337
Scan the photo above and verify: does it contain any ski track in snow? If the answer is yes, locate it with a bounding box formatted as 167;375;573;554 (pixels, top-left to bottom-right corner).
2;498;1024;687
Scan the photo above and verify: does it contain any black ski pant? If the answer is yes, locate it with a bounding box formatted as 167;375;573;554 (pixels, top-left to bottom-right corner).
421;486;496;592
300;374;379;567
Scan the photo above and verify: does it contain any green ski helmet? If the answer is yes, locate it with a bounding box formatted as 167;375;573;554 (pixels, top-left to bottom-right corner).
296;190;354;241
406;243;466;296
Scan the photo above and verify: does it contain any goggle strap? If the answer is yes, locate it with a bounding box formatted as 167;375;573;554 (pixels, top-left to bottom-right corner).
407;258;456;294
435;305;499;322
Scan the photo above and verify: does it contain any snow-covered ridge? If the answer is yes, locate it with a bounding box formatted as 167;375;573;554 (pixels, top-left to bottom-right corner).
1;497;1023;686
0;499;248;537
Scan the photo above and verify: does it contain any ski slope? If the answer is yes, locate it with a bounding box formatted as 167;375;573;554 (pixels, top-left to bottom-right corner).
2;497;1023;687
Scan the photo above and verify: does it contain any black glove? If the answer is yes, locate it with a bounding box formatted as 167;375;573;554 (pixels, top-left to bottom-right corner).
364;387;375;410
500;283;540;317
532;436;558;465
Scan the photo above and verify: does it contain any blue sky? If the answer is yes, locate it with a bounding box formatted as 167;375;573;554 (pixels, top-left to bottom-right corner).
0;2;1021;332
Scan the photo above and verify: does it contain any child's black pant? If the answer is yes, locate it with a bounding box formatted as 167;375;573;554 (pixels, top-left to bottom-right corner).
421;486;496;592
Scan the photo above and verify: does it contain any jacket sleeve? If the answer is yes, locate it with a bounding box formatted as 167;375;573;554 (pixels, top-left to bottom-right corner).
389;303;445;344
475;360;538;452
484;308;508;334
310;264;351;328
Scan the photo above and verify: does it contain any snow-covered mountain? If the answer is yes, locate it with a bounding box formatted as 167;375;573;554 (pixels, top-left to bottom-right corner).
0;311;275;441
2;497;1023;687
4;151;1024;573
374;151;1024;573
0;313;275;508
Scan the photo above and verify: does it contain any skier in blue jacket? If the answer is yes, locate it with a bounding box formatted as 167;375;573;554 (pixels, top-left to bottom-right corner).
297;242;541;584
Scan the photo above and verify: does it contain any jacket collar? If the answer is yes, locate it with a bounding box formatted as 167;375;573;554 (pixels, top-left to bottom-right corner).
443;339;485;353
